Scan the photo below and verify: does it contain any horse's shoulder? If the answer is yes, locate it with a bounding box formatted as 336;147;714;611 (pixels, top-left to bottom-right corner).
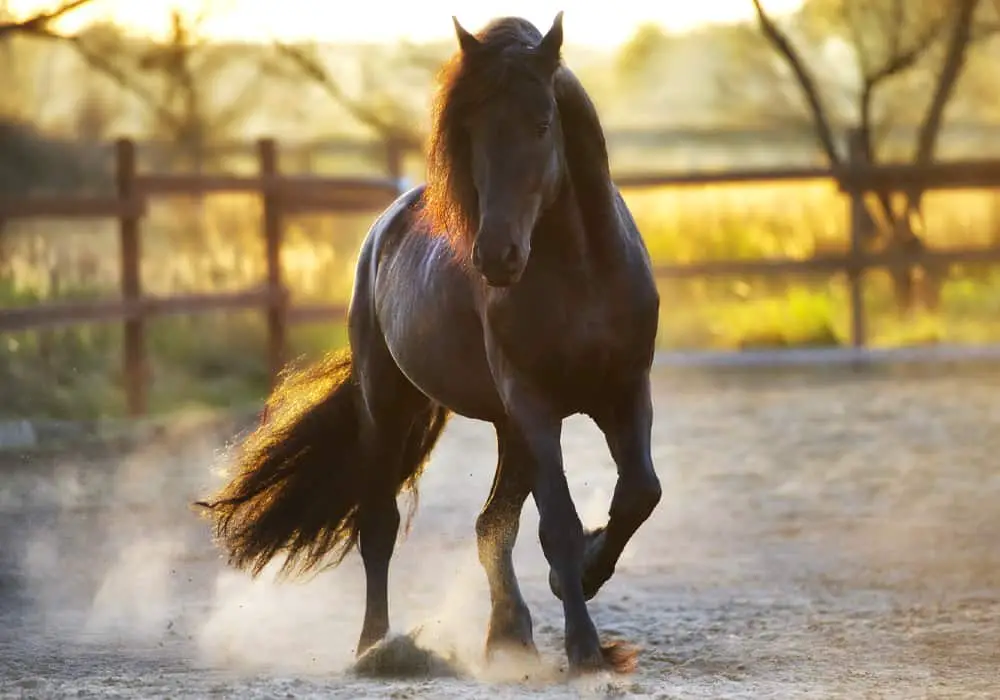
373;185;426;242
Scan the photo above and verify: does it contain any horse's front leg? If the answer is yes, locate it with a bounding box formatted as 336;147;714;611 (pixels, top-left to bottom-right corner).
501;382;621;672
549;374;662;602
475;421;535;659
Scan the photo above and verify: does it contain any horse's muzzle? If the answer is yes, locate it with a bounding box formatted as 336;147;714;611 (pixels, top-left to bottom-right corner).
472;239;524;287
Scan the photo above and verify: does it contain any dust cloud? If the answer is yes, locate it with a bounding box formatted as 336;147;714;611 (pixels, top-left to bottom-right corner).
2;411;606;687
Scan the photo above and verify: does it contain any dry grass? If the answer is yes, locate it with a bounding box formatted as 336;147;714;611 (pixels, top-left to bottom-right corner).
624;181;1000;350
3;179;1000;419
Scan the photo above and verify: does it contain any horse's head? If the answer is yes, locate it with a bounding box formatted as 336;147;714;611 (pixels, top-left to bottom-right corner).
425;14;566;288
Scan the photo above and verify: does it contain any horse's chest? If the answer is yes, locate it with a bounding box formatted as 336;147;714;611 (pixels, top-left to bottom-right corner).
492;283;658;404
557;305;631;367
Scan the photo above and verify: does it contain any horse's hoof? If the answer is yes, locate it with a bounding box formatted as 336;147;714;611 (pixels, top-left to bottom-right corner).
485;638;539;664
598;640;640;674
548;528;612;601
485;600;537;665
355;627;390;659
566;641;639;677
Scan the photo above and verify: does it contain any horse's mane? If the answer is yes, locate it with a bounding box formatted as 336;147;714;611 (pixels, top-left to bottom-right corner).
421;16;614;258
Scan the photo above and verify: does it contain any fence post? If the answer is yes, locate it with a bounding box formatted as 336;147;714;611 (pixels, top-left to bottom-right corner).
846;128;870;350
258;138;287;388
116;139;147;417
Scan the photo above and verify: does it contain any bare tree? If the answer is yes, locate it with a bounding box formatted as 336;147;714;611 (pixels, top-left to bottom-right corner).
51;9;277;171
2;1;274;166
130;9;271;170
748;0;996;312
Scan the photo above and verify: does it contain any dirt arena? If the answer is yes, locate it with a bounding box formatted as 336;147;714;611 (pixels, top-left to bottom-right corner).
2;365;999;699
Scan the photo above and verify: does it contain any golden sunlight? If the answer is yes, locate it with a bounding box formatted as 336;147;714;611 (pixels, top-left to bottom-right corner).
9;0;804;47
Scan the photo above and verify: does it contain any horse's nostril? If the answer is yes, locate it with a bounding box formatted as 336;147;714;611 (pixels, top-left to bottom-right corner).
502;244;520;268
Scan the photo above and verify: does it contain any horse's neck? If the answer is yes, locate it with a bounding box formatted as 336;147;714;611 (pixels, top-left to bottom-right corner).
539;175;623;272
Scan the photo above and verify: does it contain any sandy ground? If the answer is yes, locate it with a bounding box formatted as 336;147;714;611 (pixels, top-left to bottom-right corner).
2;365;1000;699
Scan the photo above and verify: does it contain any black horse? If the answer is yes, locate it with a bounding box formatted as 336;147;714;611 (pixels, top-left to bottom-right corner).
196;12;662;674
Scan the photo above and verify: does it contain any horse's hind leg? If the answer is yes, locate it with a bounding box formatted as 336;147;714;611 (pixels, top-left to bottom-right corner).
353;339;449;656
356;472;401;655
549;375;662;602
476;421;535;658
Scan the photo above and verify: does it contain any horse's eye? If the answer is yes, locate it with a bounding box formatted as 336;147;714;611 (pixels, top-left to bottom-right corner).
535;120;551;137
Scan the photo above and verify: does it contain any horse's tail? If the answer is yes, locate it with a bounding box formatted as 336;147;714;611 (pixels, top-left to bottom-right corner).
193;349;448;580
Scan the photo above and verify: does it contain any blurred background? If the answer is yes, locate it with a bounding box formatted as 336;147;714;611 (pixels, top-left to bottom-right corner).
3;0;1000;422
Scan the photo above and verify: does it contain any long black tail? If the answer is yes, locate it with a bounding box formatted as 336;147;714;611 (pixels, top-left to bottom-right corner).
194;349;449;579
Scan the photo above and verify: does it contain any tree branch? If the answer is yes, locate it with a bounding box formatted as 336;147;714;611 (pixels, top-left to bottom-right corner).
971;22;1000;39
888;0;905;58
272;41;421;149
841;1;872;80
751;0;842;164
866;21;946;89
0;0;93;39
857;12;947;161
914;0;979;165
0;2;178;132
65;35;182;133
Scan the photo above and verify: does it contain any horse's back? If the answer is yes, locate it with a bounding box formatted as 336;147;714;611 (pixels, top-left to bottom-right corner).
352;184;427;303
348;185;425;353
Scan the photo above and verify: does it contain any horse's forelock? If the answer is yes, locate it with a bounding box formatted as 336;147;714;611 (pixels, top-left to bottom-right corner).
422;21;544;255
421;54;480;256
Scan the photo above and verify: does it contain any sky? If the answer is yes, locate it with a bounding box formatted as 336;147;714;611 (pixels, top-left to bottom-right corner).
10;0;804;48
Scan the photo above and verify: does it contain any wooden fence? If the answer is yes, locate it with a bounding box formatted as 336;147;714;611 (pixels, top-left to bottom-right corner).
0;138;405;416
4;135;1000;416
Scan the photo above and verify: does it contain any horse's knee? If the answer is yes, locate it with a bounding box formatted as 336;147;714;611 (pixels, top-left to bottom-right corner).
613;468;661;524
474;509;496;560
476;502;519;568
637;471;662;516
475;506;497;543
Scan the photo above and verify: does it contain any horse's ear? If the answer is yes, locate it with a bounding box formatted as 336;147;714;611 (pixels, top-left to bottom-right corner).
537;11;564;69
452;17;480;54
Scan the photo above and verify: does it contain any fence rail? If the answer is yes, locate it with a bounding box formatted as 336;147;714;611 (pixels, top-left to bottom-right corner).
3;135;1000;416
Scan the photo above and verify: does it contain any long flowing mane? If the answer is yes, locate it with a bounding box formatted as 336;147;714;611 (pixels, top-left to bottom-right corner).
421;17;615;258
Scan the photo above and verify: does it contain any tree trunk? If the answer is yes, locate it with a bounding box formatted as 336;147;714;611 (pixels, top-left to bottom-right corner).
865;190;938;316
